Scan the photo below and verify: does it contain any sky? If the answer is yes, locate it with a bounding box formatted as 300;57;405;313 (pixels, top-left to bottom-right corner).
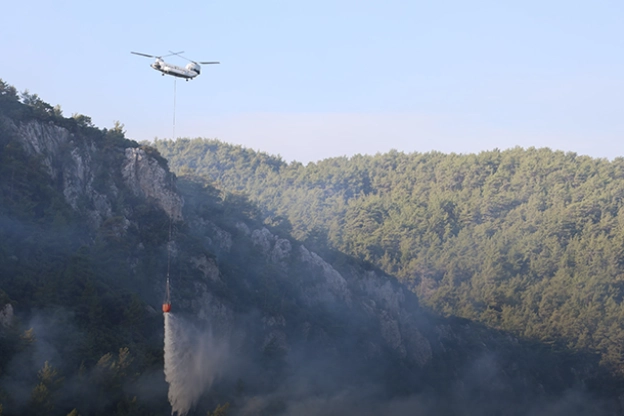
2;0;623;164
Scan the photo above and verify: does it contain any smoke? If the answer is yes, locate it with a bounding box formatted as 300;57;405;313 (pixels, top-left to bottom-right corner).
164;312;229;416
228;346;614;416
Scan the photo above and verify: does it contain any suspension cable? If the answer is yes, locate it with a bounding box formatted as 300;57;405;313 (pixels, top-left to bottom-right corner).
172;78;177;140
167;78;177;278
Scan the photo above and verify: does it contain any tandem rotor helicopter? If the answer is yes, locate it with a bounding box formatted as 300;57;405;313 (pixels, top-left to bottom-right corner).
131;50;220;81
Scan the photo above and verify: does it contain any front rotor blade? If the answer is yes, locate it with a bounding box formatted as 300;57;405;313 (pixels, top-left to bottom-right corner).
164;50;185;58
199;61;220;65
131;51;155;58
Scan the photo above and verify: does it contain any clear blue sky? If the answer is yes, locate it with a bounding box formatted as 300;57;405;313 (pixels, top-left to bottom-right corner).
2;0;623;163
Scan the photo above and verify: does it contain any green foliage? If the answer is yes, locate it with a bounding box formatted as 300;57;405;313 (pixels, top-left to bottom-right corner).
94;348;134;393
71;113;94;128
29;361;63;416
207;402;230;416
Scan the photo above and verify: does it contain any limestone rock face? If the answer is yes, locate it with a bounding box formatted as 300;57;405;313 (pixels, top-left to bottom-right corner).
12;120;184;229
251;227;293;270
270;238;291;266
298;245;352;306
359;271;404;312
122;148;183;221
16;120;113;227
0;304;14;328
187;217;233;256
356;270;432;364
17;120;74;177
251;228;274;256
235;221;251;236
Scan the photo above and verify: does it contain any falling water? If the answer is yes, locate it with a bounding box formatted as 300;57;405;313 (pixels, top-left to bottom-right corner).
164;312;226;416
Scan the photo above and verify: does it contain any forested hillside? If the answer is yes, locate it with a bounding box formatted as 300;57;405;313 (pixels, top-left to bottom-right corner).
154;138;624;375
5;78;624;415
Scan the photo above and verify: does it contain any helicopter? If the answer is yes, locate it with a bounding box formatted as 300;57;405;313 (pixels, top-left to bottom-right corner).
131;50;219;81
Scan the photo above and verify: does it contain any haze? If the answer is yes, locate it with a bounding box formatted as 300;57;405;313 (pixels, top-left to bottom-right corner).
3;0;623;163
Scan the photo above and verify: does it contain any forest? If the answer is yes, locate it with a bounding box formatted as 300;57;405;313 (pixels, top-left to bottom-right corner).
154;138;624;375
4;77;624;415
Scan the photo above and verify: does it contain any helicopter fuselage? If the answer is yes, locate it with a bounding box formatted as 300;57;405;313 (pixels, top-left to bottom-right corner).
151;59;200;80
131;51;217;80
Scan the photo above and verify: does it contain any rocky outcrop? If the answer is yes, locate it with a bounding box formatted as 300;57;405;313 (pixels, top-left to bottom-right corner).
16;120;74;177
270;238;291;266
356;270;432;364
9;119;183;229
0;304;14;328
122;148;183;221
250;228;275;256
14;120;113;227
251;227;293;270
298;245;352;306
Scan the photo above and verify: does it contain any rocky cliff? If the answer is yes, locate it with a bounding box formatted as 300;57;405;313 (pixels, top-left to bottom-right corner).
6;116;435;368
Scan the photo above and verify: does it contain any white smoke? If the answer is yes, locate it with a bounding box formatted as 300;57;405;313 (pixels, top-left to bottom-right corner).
164;313;228;416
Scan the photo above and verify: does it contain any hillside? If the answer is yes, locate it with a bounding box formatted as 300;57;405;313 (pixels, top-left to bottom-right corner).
154;139;624;374
1;80;624;415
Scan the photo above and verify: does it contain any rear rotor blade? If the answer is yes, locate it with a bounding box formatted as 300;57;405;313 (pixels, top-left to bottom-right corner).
131;51;155;58
199;61;220;65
